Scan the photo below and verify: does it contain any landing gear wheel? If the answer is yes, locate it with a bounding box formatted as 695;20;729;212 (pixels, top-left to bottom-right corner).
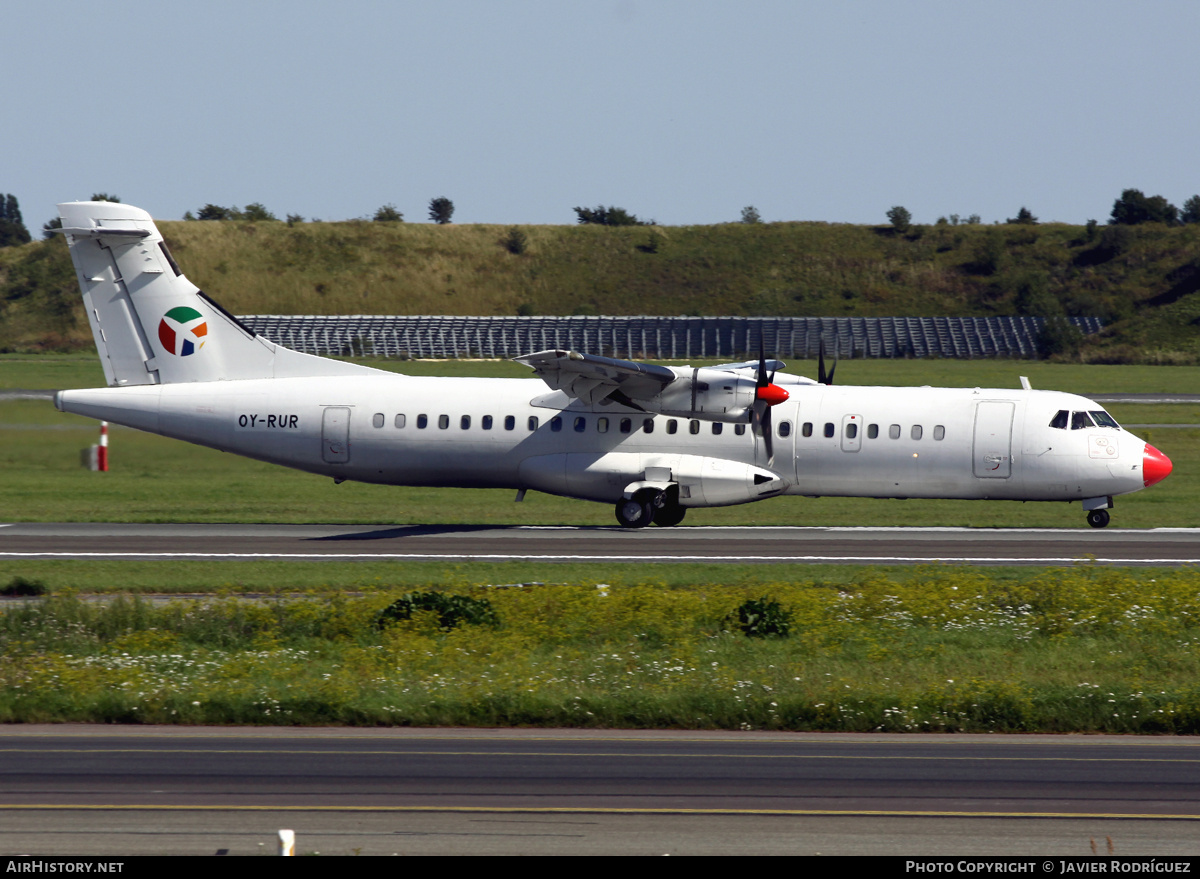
615;497;653;528
1086;509;1111;529
652;502;686;527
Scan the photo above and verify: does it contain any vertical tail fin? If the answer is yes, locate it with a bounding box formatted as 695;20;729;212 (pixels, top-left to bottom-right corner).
58;201;379;386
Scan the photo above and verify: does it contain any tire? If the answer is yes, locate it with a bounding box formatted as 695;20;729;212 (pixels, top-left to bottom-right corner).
615;498;653;528
1086;509;1110;529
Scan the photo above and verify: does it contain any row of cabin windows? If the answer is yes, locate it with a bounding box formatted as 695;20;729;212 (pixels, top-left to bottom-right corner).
1048;409;1120;430
790;421;946;441
371;412;751;435
370;412;945;441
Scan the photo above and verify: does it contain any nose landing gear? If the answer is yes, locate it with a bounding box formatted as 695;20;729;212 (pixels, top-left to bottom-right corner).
1086;508;1111;529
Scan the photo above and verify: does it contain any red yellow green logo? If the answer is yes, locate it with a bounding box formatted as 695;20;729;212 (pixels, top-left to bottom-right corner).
158;306;208;356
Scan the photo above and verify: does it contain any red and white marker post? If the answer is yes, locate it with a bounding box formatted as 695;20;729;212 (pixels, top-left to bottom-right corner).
97;421;108;472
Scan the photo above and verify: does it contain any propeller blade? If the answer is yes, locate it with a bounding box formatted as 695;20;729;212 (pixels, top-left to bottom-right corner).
762;406;774;465
818;338;836;386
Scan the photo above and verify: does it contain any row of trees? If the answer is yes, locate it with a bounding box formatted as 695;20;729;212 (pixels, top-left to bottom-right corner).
0;194;30;247
4;188;1199;249
184;197;456;225
886;189;1200;233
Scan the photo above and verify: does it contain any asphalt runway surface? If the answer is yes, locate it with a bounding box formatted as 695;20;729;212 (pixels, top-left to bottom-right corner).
2;726;1199;856
3;522;1200;565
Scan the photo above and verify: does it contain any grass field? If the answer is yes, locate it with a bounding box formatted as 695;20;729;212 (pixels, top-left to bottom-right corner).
1;356;1195;528
4;569;1200;732
7;352;1200;392
2;355;1197;730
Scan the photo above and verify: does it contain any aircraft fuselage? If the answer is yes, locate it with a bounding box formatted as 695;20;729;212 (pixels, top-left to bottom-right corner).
56;374;1151;508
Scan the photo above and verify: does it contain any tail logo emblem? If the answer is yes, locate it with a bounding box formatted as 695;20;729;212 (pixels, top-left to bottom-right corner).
158;306;208;356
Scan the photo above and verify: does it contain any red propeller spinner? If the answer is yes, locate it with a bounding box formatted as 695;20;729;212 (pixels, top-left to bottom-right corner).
755;383;789;406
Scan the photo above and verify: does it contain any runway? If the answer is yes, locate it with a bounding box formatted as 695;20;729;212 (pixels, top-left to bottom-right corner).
2;522;1200;565
2;726;1199;855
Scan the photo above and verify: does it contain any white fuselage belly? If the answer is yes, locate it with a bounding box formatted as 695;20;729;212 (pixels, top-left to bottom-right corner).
58;375;1148;506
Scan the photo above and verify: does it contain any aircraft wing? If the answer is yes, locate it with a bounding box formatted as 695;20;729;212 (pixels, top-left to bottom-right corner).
514;349;677;406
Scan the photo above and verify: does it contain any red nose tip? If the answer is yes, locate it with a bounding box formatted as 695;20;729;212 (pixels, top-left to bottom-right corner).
1143;443;1173;488
756;384;789;406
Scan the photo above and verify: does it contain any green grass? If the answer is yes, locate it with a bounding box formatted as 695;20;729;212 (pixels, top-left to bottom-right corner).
0;559;1073;596
7;352;1200;394
2;354;1196;527
4;569;1200;731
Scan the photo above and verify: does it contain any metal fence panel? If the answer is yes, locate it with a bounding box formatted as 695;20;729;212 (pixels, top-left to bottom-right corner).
237;315;1103;360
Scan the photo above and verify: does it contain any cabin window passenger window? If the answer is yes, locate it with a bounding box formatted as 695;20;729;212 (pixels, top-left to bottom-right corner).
550;416;563;432
1049;410;1069;429
1090;410;1120;428
438;415;449;429
643;418;654;434
394;414;406;429
779;421;791;437
417;414;428;429
889;424;901;439
460;415;471;430
933;425;945;440
712;423;723;435
867;423;878;439
689;420;700;435
802;422;813;437
619;418;631;434
1071;411;1095;430
845;422;858;439
597;417;608;433
504;415;515;431
482;415;493;430
528;416;539;431
911;424;923;440
667;420;678;435
734;424;746;435
574;417;586;432
824;422;835;438
372;413;384;428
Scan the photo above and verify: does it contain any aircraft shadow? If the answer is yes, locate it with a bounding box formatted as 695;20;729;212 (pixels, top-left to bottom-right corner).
307;524;602;541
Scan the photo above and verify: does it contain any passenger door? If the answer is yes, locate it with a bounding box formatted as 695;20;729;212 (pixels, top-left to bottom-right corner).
973;401;1013;478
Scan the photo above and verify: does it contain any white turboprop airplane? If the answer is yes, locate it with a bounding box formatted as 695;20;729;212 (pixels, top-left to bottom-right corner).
53;201;1172;529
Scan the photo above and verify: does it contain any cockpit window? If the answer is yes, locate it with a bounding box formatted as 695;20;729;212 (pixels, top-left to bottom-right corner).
1049;410;1069;429
1070;411;1095;430
1090;410;1120;428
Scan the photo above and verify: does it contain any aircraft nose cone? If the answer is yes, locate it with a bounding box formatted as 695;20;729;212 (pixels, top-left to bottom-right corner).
1143;443;1173;487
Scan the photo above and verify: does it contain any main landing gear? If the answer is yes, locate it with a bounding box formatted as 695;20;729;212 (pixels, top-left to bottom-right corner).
1086;509;1111;529
615;487;687;528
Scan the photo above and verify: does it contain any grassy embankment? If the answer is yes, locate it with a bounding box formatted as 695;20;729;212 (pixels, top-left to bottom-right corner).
4;569;1200;732
3;218;1200;361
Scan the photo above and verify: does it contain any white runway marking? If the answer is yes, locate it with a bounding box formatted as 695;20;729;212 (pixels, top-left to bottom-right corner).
1;552;1196;565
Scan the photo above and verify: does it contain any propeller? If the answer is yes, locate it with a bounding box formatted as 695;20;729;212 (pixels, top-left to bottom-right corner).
817;338;837;386
751;338;789;466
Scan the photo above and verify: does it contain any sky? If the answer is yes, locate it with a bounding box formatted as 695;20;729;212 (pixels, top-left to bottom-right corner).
6;1;1199;231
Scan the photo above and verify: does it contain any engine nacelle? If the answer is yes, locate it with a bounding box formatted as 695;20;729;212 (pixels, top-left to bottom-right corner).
645;367;758;423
